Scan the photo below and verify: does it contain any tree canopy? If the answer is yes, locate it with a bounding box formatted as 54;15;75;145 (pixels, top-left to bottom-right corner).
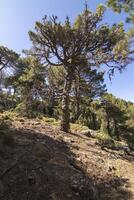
0;46;19;72
28;5;133;131
107;0;134;23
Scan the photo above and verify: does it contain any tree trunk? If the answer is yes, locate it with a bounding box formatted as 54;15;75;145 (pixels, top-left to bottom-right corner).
92;113;97;130
76;97;80;120
107;117;110;134
74;71;80;121
60;72;72;132
113;119;120;140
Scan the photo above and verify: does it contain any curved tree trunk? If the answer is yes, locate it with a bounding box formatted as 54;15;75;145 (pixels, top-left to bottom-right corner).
60;72;72;132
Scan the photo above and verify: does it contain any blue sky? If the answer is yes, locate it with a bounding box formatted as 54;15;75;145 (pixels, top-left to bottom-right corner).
0;0;133;102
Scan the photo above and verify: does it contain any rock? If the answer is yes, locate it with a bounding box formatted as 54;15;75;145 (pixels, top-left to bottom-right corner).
70;139;75;143
32;122;41;125
105;183;110;188
90;130;98;138
70;173;99;200
64;137;72;143
82;129;97;138
19;118;25;122
108;165;116;172
110;154;119;159
111;145;130;152
82;185;99;200
70;173;88;192
81;130;91;137
96;157;104;163
122;146;130;153
105;162;116;172
64;138;75;144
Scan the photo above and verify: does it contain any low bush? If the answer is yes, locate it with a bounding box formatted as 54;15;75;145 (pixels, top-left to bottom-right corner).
15;102;40;118
70;123;89;132
42;117;59;126
96;132;115;148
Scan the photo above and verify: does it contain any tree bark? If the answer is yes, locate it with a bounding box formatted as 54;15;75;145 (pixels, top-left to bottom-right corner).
113;119;120;140
92;113;97;130
75;97;80;120
74;71;80;121
107;117;111;134
60;71;72;132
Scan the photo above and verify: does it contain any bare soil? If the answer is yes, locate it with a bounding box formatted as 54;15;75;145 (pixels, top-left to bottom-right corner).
0;119;134;200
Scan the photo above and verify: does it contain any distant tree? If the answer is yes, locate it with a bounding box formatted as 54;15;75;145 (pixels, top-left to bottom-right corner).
4;57;30;95
100;94;126;138
18;58;45;103
28;5;133;132
5;57;46;116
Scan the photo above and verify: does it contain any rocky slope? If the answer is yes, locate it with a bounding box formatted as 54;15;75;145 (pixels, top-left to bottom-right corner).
0;118;134;200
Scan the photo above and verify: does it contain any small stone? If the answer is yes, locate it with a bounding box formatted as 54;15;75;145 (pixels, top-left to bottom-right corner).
81;130;91;137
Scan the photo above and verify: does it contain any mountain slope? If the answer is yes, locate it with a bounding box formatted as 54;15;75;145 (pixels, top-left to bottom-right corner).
0;118;134;200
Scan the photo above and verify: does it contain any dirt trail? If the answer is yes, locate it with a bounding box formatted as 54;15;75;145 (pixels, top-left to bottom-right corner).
0;119;134;200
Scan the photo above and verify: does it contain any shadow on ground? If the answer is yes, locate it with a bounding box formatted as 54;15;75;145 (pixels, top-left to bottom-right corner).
0;126;133;200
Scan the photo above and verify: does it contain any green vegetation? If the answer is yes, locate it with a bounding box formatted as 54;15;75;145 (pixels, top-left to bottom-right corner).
0;2;134;200
0;3;134;150
28;5;133;132
107;0;134;23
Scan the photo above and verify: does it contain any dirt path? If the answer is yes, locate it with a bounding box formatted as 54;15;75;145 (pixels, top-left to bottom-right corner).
0;119;133;200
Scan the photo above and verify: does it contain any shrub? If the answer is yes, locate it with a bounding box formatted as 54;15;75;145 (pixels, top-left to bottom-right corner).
96;132;115;148
15;101;45;118
1;111;19;121
70;123;89;132
42;117;59;126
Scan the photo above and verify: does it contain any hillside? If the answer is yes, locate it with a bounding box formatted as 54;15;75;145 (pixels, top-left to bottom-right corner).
0;1;134;199
0;117;134;200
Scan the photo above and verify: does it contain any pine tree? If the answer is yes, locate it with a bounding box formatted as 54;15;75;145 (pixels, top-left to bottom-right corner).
28;5;133;132
0;46;18;72
107;0;134;23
